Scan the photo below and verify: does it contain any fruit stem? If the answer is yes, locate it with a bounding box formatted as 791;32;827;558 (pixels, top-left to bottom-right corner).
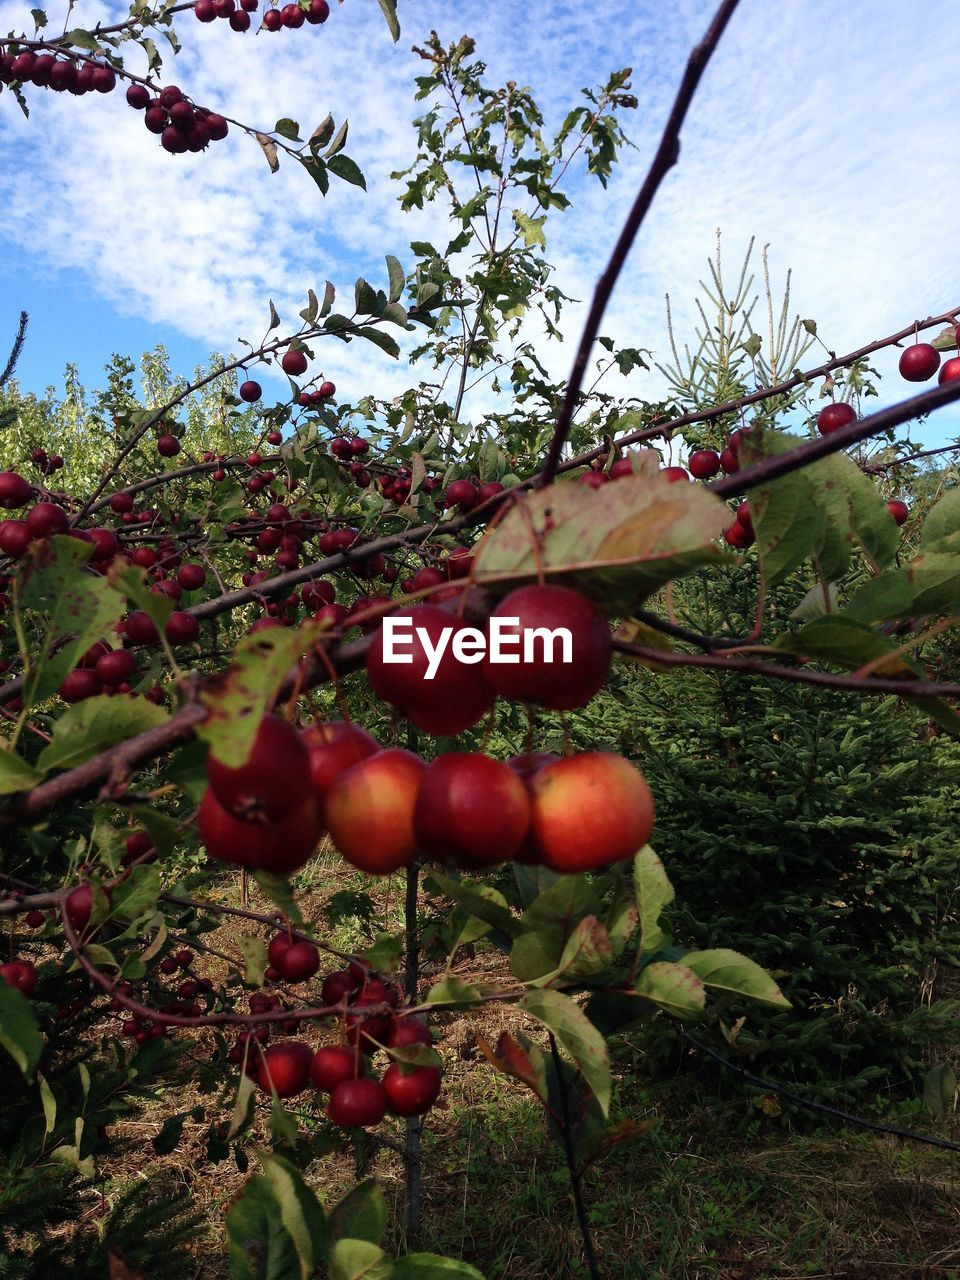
548;1032;604;1280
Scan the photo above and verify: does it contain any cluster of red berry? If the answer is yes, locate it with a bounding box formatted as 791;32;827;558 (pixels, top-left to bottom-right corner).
125;82;228;155
0;49;117;94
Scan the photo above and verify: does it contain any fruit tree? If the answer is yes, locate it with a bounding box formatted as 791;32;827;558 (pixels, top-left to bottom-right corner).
1;1;960;1276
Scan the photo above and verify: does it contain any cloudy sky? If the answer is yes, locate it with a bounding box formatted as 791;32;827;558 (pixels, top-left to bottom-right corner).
0;0;958;450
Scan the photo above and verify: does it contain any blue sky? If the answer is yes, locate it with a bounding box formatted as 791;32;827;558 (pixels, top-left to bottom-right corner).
1;0;958;450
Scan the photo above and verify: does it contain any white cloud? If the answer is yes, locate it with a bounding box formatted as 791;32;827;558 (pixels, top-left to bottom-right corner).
0;0;958;443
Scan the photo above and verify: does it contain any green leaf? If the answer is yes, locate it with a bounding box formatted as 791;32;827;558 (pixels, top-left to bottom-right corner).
328;1179;386;1248
259;1153;327;1274
0;981;44;1080
300;288;320;325
424;873;520;938
520;989;611;1117
329;1239;392;1280
355;278;379;315
923;1061;957;1121
228;1071;257;1140
63;27;100;50
301;155;330;196
18;536;124;708
360;931;403;972
385;255;405;303
0;745;42;794
267;299;281;331
113;865;161;923
425;976;484;1007
512;210;546;248
357;327;400;358
776;615;912;675
37;695;169;772
635;961;706;1020
922;487;960;551
37;1071;56;1135
375;0;400;41
198;624;316;767
320;281;336;317
682;948;790;1009
238;935;268;986
327;154;367;189
393;1258;485;1279
228;1170;310;1280
274;118;301;141
633;846;674;956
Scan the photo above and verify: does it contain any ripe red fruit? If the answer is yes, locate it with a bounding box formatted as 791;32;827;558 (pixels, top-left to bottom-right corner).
305;0;329;21
325;748;425;874
414;753;531;869
723;521;754;549
206;714;312;822
130;547;157;569
195;0;217;18
482;584;611;711
64;883;110;937
311;1045;362;1092
144;106;167;134
938;356;960;385
661;466;690;483
25;910;46;929
328;1078;386;1127
262;6;282;28
382;1064;442;1117
317;380;336;398
276;940;320;982
688;449;721;480
321;969;358;1005
157;434;182;457
887;499;909;527
816;402;856;435
579;471;609;489
898;343;940;383
198;788;323;874
205;114;229;140
267;933;292;967
719;447;739;475
527;753;655;873
444;479;479;511
177;563;206;591
59;669;102;703
26;501;69;538
281;348;308;376
95;648;137;686
165;611;199;645
281;2;305;25
386;1017;432;1049
158;85;184;108
125;610;160;646
366;604;495;735
0;471;31;508
1;961;37;997
0;519;31;558
239;380;262;402
257;1041;313;1097
302;720;380;802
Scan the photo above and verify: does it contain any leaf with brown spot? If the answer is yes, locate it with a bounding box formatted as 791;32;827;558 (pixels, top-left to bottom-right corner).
476;1031;549;1106
198;624;318;767
472;471;727;610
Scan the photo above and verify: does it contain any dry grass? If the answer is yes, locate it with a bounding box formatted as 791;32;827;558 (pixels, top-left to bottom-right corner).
41;855;960;1279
